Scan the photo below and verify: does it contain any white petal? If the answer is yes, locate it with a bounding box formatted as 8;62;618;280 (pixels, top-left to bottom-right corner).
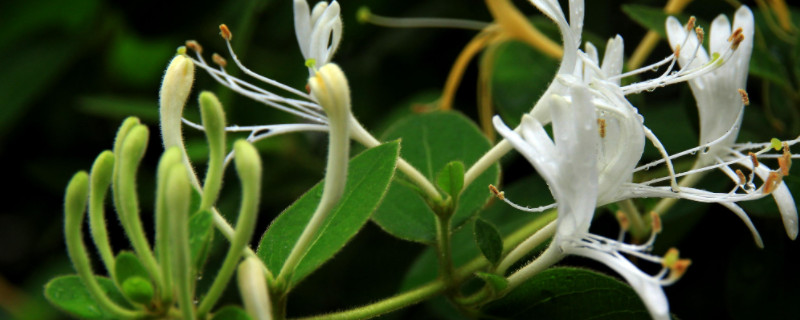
665;16;686;53
294;0;312;59
709;14;731;57
566;246;670;320
601;35;624;82
719;202;764;248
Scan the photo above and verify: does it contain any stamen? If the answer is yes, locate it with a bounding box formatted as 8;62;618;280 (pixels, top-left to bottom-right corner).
728;27;743;42
750;152;760;168
489;184;505;200
616;211;630;231
357;6;490;31
731;31;745;50
738;89;750;106
685;16;696;31
695;26;704;44
597;118;606;138
662;248;679;268
212;53;227;68
650;211;662;234
185;40;203;54
673;44;681;58
667;259;692;282
736;169;747;185
220;24;233;41
763;171;783;194
779;142;792;175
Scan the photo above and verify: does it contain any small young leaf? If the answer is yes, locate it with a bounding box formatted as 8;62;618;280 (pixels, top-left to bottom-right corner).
45;275;132;320
374;111;499;243
210;306;253;320
475;271;508;292
257;141;400;287
436;161;465;199
474;218;503;265
482;267;651;319
120;277;154;305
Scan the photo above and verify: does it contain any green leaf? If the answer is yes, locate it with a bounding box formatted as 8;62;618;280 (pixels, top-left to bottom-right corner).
210;306;253;320
120;277;154;305
189;209;215;273
437;161;465;200
481;267;650;319
475;272;508;292
491;40;558;128
112;251;153;304
113;251;149;286
257;141;400;287
44;275;132;320
474;219;503;265
374;111;499;243
749;43;791;88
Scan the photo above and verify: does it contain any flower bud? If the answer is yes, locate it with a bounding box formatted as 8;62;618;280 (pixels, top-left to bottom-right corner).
159;54;195;150
237;257;272;320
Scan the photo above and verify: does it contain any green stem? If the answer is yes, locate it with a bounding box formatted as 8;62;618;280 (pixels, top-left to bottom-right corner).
349;117;443;203
496;219;556;275
291;213;559;320
293;281;445;320
434;213;455;286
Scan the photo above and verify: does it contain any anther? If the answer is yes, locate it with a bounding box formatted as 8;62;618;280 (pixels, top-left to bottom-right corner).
662;248;680;268
731;33;745;50
673;44;681;58
669;259;692;281
738;89;750;106
695;26;704;44
749;152;760;168
185;40;203;54
736;169;747;185
616;211;630;231
488;184;505;200
685;16;696;31
728;27;743;42
212;53;227;68
764;171;783;194
779;142;792;176
597;118;606;138
219;24;233;41
650;211;662;234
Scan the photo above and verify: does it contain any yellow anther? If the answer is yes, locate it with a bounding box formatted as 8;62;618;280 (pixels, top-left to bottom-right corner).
212;53;227;68
650;211;662;234
488;184;505;200
764;171;783;194
668;259;692;281
597;119;606;138
695;26;704;44
729;27;743;42
673;44;681;58
185;40;203;54
685;16;696;31
616;211;630;231
771;138;783;151
219;24;233;41
662;248;680;268
738;89;750;106
736;169;747;186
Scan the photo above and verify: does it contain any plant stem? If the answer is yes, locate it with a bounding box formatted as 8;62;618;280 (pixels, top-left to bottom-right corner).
464;139;512;188
435;213;455;286
349;117;442;202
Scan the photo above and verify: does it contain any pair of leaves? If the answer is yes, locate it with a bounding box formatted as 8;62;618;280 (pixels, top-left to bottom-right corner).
257;141;400;287
372;111;500;243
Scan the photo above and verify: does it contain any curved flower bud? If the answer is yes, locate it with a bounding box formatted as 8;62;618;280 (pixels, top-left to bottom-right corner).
159;54;195;150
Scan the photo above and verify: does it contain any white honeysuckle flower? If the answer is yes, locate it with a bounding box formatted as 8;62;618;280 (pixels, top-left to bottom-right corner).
665;6;798;240
495;82;685;320
294;0;342;74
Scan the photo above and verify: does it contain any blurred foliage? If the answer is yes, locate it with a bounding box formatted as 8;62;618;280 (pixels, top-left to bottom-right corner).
2;0;799;319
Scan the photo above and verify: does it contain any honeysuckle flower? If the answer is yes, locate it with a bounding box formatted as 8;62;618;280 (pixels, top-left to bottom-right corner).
495;0;799;247
495;83;686;320
294;0;343;74
666;6;799;241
